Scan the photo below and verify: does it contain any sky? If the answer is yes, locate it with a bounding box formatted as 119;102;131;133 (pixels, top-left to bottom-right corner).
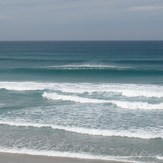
0;0;163;40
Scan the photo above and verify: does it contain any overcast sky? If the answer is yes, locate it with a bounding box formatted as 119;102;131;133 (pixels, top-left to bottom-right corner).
0;0;163;40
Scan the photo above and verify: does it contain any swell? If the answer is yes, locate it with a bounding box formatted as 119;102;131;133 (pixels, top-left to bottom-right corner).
0;67;163;78
0;121;162;139
1;56;163;63
0;57;87;64
112;60;163;65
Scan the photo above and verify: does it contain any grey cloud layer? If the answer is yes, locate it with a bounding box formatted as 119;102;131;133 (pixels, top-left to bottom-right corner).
0;0;163;40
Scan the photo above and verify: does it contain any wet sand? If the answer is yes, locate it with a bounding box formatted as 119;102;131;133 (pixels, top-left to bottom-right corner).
0;153;129;163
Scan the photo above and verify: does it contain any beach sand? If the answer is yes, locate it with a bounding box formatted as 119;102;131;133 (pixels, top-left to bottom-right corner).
0;153;129;163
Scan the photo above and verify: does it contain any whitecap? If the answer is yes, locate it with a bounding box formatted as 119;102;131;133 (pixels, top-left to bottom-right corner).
42;92;163;110
0;82;163;98
0;121;162;139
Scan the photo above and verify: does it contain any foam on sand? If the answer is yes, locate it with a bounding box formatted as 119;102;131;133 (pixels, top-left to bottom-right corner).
0;147;135;162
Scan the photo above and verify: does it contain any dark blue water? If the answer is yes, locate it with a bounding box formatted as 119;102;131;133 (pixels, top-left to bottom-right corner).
0;41;163;162
0;41;163;83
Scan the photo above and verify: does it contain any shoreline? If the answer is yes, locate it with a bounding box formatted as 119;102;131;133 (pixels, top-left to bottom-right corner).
0;152;130;163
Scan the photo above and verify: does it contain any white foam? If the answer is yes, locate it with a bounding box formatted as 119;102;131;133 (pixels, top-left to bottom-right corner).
43;92;163;110
0;81;162;110
0;147;134;162
42;92;108;104
156;156;163;160
0;82;56;91
111;100;163;110
47;64;119;70
0;121;162;139
0;81;163;98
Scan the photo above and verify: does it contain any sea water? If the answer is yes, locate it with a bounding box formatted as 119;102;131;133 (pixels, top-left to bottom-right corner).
0;41;163;162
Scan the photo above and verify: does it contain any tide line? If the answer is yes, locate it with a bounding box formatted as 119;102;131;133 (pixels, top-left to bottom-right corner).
0;147;134;162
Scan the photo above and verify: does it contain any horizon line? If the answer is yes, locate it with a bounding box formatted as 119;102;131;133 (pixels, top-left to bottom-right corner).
0;40;163;42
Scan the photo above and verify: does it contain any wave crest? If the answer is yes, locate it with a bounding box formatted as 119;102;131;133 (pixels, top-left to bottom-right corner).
42;92;108;104
0;82;163;98
42;92;163;110
0;121;162;139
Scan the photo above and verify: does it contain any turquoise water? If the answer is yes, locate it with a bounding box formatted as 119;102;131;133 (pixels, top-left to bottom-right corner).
0;41;163;162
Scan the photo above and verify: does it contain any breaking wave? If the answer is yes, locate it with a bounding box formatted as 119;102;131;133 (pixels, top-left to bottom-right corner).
0;121;162;139
0;82;163;98
42;92;163;110
42;92;108;104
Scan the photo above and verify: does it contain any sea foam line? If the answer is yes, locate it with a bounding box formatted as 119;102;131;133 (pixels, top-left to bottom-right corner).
0;121;162;139
42;92;163;110
46;64;120;70
0;147;135;162
0;81;163;98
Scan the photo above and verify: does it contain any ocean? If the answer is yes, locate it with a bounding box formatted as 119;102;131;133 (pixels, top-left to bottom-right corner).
0;41;163;162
